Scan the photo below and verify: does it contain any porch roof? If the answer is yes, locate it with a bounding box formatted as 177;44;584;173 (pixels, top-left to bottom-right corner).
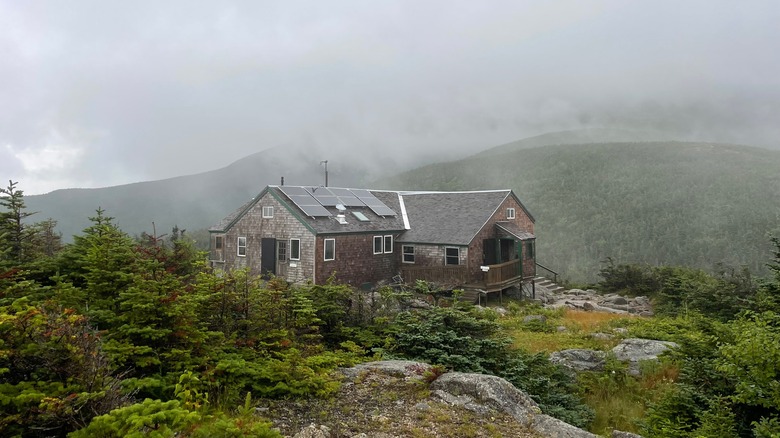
495;222;535;240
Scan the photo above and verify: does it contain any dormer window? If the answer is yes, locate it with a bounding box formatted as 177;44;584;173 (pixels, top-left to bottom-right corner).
506;208;516;220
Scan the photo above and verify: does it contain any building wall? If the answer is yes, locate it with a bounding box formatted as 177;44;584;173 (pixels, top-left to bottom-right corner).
212;192;316;283
468;194;536;279
314;233;400;286
397;243;468;267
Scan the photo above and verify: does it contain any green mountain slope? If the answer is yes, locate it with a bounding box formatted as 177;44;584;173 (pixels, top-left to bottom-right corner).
376;141;780;282
24;146;373;241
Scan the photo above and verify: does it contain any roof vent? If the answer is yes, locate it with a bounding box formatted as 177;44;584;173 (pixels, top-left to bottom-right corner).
336;213;348;225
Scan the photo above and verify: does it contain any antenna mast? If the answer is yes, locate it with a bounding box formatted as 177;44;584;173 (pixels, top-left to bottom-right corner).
320;160;329;187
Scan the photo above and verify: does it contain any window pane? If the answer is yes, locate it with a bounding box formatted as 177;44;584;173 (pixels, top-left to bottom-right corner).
373;236;382;254
290;239;300;260
278;241;287;262
402;245;415;263
445;247;459;265
384;235;393;253
324;239;335;261
237;237;247;257
215;236;223;249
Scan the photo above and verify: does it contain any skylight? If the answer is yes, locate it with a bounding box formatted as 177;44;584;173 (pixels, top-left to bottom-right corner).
352;211;370;222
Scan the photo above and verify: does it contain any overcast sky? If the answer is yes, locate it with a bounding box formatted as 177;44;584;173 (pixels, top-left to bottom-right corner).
2;1;779;194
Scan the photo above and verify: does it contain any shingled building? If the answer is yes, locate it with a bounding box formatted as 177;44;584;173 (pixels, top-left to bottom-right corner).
209;186;536;294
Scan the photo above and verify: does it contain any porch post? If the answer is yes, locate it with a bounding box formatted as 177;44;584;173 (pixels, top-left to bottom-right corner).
517;239;523;278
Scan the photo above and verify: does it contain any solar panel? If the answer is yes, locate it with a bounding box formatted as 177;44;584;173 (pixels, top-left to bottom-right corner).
279;186;331;217
328;188;365;207
306;187;335;205
299;204;331;217
369;205;396;216
351;189;397;216
279;186;310;196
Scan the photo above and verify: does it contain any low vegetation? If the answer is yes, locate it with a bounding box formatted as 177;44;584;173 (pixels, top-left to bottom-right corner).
3;180;780;437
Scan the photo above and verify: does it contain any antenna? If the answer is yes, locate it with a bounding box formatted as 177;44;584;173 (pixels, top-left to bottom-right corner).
336;204;346;212
320;160;328;187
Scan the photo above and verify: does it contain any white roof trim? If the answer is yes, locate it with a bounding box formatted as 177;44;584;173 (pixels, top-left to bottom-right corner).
398;193;411;230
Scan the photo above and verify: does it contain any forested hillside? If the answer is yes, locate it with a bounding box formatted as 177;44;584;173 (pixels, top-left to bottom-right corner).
23;145;381;241
377;141;780;281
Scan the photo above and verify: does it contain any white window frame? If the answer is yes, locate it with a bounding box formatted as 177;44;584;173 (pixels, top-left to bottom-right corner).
262;206;274;218
383;235;393;253
402;245;415;263
445;247;460;265
324;238;335;261
373;236;383;254
290;238;300;260
507;208;516;220
237;236;247;257
277;240;287;262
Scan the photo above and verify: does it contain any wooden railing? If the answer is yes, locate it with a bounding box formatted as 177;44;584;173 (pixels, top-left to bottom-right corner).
400;259;522;288
484;259;521;286
400;266;469;285
535;262;559;283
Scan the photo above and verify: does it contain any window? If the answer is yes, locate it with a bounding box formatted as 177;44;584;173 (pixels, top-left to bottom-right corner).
373;236;383;254
237;237;247;257
215;235;223;250
290;238;300;260
384;235;393;253
324;239;335;261
353;211;369;222
526;240;535;259
262;206;274;218
278;240;287;262
445;247;459;265
402;245;415;263
507;208;516;219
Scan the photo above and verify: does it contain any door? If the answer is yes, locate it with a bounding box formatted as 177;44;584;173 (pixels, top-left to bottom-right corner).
483;239;497;265
261;238;276;276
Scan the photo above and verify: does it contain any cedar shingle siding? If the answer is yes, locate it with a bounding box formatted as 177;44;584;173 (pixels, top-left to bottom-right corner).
210;186;536;289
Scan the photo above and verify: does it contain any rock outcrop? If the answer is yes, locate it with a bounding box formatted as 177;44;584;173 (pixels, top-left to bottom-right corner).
428;370;600;438
549;349;607;372
612;338;678;375
533;283;653;316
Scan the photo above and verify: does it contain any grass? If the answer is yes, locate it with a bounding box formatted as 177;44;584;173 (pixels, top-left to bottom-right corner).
498;300;676;435
501;305;641;354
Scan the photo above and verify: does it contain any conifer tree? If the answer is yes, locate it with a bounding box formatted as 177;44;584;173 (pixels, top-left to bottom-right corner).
0;180;36;265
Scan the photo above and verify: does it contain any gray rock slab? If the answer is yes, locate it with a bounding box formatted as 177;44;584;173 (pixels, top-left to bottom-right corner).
549;349;606;372
340;360;429;380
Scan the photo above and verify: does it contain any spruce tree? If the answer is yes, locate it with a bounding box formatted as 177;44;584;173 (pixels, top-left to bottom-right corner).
0;180;36;265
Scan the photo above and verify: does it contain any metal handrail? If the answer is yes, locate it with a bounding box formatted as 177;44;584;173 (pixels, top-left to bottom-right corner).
535;262;558;283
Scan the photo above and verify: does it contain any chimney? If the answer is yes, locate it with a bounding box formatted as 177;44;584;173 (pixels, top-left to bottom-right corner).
280;176;284;186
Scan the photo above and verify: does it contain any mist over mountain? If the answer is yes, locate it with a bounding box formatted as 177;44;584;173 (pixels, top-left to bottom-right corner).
376;139;780;282
23;129;780;283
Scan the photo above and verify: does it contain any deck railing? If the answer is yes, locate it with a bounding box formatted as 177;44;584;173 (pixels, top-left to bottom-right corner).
484;259;521;286
400;259;522;287
400;265;470;285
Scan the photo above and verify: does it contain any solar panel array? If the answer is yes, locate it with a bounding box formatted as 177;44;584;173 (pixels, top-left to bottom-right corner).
279;186;396;217
278;186;331;217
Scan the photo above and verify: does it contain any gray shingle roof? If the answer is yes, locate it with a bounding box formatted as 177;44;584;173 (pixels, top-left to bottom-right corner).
495;222;535;240
396;190;511;245
211;186;534;244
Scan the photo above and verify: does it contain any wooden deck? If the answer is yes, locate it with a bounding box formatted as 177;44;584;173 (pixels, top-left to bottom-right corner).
400;259;527;292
